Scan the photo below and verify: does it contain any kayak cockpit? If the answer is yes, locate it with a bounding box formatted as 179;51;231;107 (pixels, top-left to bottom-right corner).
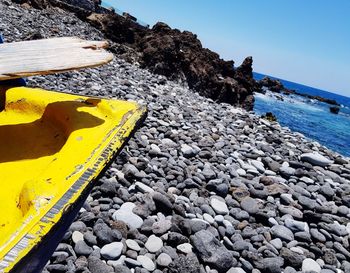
0;87;146;272
0;88;102;246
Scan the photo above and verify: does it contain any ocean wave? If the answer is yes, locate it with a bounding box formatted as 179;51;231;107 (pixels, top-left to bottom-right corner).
254;92;275;102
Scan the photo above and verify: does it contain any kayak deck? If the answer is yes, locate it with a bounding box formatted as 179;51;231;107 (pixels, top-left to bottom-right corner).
0;87;146;272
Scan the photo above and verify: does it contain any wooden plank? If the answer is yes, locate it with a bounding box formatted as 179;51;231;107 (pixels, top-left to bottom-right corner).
0;37;114;80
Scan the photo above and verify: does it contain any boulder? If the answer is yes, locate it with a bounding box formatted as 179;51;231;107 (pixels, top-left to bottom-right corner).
261;112;277;122
329;106;340;114
257;77;285;93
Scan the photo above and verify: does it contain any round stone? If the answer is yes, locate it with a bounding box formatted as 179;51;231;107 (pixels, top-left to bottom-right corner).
214;215;225;223
270;225;294;242
300;153;333;167
124;258;142;267
240;197;259;214
137;255;156;271
251;160;265;173
135;182;154;193
237;168;246;176
156;253;172;267
112;202;143;229
74;241;93;256
285;218;309;233
126;239;141;251
227;268;246;273
269;238;283;250
152;219;172;234
210;197;229;215
177;243;193;254
72;231;84;243
290;247;304;255
203;213;215;224
181;144;196;158
100;242;123;260
302;258;321;273
145;235;163;253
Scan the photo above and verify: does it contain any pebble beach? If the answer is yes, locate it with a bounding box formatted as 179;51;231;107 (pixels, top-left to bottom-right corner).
1;2;350;273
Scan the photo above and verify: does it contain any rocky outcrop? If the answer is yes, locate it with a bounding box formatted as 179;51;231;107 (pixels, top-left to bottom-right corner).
257;76;340;106
86;13;146;44
257;76;285;93
261;112;277;122
330;106;340;114
135;22;255;110
87;14;257;110
13;0;256;110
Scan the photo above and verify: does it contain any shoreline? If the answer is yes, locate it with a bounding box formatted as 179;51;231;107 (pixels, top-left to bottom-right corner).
254;89;350;158
255;76;341;107
1;2;350;273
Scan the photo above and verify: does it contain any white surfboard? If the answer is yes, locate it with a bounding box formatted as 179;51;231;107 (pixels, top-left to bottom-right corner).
0;37;113;80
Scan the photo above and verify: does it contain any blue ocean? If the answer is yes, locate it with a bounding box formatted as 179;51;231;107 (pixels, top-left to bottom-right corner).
253;72;350;157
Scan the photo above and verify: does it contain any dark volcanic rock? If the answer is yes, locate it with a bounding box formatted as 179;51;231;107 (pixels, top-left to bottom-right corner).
93;219;122;245
87;12;142;44
88;256;114;273
152;192;173;214
168;254;201;273
261;112;277;122
138;23;256;110
280;247;305;268
330;106;340;114
255;257;284;273
258;77;285;93
14;0;103;18
257;76;340;106
191;230;234;272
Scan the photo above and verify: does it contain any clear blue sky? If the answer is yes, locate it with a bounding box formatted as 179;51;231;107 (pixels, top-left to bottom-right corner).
104;1;350;97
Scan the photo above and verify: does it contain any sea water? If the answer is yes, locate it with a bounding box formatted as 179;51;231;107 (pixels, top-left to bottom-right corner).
253;72;350;157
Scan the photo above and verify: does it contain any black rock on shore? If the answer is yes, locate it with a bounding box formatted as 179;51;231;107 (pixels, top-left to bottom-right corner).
256;76;340;106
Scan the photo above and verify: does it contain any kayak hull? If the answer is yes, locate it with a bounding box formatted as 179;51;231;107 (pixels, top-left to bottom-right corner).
10;177;92;273
0;87;146;273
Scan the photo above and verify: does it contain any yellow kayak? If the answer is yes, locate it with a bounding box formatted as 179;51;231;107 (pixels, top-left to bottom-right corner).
0;87;146;273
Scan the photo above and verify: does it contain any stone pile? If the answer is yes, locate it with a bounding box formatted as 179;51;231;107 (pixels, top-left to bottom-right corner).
1;2;350;273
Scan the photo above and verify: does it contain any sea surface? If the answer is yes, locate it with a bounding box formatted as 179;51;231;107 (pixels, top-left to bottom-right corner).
253;72;350;157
